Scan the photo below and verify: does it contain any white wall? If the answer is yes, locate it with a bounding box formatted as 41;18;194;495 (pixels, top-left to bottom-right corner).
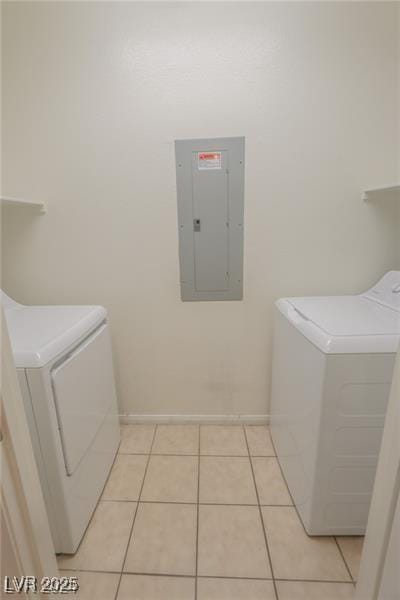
2;2;399;418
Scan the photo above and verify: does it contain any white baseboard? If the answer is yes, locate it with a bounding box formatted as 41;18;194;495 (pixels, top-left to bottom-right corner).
119;414;269;425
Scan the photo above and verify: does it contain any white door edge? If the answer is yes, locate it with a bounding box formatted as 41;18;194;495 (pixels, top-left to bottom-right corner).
1;309;58;591
355;347;400;599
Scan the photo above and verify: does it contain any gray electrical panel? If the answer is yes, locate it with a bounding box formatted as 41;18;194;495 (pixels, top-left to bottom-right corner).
175;137;245;301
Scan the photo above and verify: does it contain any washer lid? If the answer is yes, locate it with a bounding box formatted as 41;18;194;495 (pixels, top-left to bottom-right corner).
288;296;400;337
4;304;107;368
278;296;400;354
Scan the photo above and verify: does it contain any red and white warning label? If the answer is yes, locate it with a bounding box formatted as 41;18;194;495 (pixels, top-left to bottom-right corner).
198;151;222;170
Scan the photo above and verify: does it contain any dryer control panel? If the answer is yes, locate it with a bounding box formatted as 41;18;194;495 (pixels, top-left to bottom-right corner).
363;271;400;312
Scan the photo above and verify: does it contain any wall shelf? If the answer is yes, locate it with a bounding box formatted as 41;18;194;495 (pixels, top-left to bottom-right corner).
363;185;400;201
1;196;46;213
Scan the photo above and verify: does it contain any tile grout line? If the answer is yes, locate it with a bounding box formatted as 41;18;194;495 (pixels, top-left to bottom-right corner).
112;424;158;600
119;452;276;458
274;576;357;585
58;566;356;586
243;425;280;600
267;433;307;534
99;498;295;507
195;425;201;600
334;536;355;583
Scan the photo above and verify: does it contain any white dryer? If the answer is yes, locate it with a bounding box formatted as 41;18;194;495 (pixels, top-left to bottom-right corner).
2;291;120;554
270;271;400;535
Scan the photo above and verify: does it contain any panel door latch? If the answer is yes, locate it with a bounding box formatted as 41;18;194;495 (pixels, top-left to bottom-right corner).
193;219;201;232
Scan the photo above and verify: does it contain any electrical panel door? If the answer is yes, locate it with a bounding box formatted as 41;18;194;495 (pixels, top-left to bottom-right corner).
175;137;244;301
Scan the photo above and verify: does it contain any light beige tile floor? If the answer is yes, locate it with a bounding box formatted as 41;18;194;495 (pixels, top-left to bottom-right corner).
200;425;248;455
262;506;352;582
119;424;155;454
102;454;147;501
252;457;292;505
124;502;197;576
245;425;276;456
336;536;364;581
141;455;198;503
58;424;362;599
198;504;272;578
199;456;257;504
118;574;195;599
152;424;199;454
60;571;120;600
58;501;137;572
197;577;276;600
276;581;355;599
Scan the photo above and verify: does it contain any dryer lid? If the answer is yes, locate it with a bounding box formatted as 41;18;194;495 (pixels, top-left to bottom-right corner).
4;304;107;368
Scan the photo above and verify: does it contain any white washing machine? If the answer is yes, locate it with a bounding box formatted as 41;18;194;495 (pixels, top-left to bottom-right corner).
2;291;120;554
270;271;400;535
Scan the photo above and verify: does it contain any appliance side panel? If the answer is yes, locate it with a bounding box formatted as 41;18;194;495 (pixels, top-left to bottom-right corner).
270;306;326;530
317;353;395;535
